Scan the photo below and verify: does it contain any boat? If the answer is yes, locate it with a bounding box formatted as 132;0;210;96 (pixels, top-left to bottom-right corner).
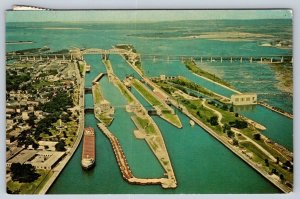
81;127;95;170
189;120;195;126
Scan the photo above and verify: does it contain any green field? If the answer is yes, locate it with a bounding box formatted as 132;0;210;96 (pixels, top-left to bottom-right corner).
7;170;53;194
184;59;233;88
132;79;182;128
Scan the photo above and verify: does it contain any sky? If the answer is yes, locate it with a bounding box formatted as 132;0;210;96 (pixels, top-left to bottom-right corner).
6;10;292;22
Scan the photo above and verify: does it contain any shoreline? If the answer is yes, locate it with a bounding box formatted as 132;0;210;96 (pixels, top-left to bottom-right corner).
121;51;292;193
192;72;293;119
166;94;292;193
38;61;86;194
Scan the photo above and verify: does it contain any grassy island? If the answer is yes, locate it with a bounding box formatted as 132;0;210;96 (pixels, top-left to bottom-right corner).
92;83;114;126
102;59;177;188
156;79;293;189
131;78;182;128
184;59;233;89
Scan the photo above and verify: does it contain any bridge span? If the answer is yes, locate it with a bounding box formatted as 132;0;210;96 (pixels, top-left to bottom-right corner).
140;54;293;64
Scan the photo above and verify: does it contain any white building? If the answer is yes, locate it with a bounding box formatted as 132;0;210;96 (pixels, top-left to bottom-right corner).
160;75;166;81
231;93;257;105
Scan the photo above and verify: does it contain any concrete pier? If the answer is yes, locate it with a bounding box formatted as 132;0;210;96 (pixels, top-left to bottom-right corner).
98;123;175;188
92;73;107;84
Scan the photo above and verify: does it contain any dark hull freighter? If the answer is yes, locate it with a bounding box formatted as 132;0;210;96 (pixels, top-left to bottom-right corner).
81;127;95;170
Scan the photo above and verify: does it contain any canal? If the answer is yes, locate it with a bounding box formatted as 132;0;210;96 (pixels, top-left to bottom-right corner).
48;54;281;193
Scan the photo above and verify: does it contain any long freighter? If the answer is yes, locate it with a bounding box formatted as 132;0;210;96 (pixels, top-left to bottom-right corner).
81;127;95;170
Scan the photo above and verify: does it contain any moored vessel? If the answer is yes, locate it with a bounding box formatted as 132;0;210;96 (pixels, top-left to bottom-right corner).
189;120;195;126
81;127;95;169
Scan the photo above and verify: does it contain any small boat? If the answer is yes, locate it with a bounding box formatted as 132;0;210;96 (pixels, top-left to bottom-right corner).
81;127;95;170
189;120;195;126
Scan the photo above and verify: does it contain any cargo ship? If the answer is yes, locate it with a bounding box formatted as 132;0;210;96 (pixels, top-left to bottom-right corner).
81;127;95;170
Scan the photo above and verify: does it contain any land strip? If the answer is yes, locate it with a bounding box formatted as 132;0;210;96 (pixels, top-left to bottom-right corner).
118;46;293;192
101;59;177;188
130;78;182;128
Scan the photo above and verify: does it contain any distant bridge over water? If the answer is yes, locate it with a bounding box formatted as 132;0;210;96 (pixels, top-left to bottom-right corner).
140;54;293;64
7;48;293;65
6;53;72;61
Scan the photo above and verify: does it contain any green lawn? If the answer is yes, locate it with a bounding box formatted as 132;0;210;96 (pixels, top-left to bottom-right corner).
7;170;52;194
41;120;78;146
93;84;104;104
135;116;156;135
132;79;161;106
33;80;52;90
133;79;182;127
162;113;182;128
184;59;233;88
116;81;134;103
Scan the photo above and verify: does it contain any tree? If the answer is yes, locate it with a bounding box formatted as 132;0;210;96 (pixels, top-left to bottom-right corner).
55;140;66;151
235;113;239;117
280;174;285;182
229;120;248;129
233;139;239;146
28;114;37;127
32;142;39;150
227;130;235;138
276;157;280;164
265;159;269;167
10;163;40;183
221;104;228;111
9;136;16;143
229;105;234;112
253;133;261;140
209;116;218;126
271;168;278;175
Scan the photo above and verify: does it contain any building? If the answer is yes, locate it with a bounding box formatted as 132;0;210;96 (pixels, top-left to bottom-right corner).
6;150;36;168
6;149;65;170
160;75;166;81
30;151;65;170
231;93;257;105
22;111;29;121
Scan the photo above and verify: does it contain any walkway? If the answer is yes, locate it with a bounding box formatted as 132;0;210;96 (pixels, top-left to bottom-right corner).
201;99;276;162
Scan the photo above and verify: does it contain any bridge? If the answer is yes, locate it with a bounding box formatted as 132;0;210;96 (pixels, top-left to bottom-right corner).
84;87;92;93
140;54;293;64
84;107;94;113
93;73;107;83
81;48;129;55
150;76;178;81
6;53;72;61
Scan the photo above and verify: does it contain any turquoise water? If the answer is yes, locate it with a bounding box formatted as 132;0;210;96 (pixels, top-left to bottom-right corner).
6;19;293;193
236;105;293;151
48;56;280;194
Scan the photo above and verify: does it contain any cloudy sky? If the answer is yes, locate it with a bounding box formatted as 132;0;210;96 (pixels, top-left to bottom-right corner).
6;10;292;22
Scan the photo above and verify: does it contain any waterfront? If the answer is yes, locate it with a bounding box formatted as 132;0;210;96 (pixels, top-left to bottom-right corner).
6;17;292;194
48;54;281;193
